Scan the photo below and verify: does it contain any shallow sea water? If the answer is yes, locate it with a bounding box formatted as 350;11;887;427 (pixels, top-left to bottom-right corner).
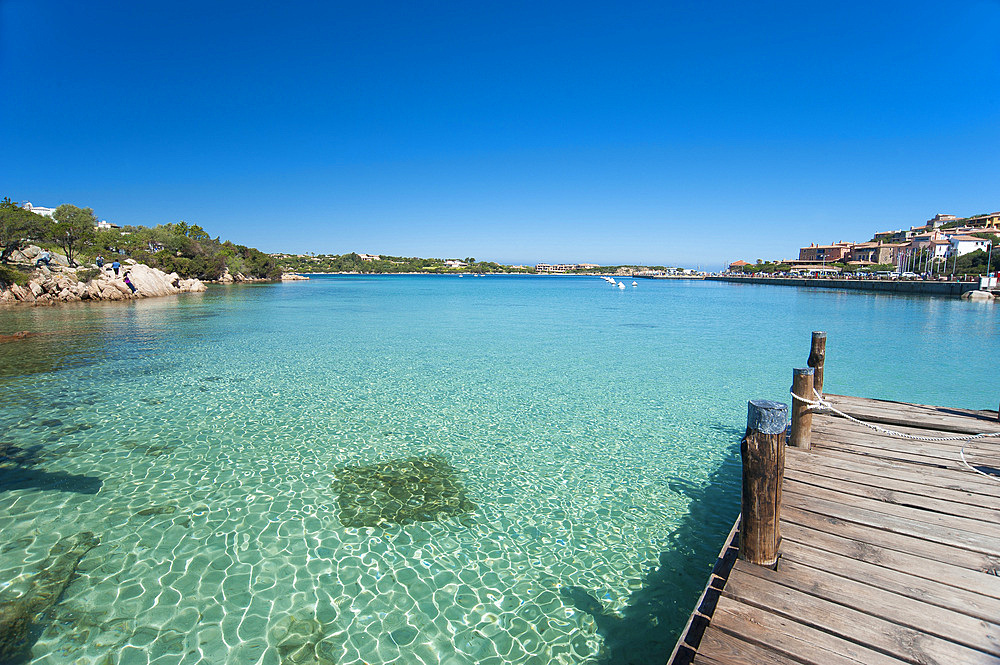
1;275;997;665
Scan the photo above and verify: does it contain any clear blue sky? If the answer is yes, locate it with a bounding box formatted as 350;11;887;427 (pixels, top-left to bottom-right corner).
2;1;998;268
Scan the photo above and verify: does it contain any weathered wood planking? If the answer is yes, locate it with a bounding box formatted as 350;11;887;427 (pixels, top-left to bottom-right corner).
823;393;1000;434
671;394;1000;665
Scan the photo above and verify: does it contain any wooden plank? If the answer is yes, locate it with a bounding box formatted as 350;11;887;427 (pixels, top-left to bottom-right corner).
809;436;999;478
727;560;997;665
786;452;1000;510
821;408;1000;436
825;393;1000;420
785;448;1000;506
779;519;1000;600
780;503;1000;575
812;414;1000;448
823;394;1000;434
781;490;1000;556
708;596;907;665
693;627;806;665
807;445;1000;495
763;554;1000;654
779;537;1000;623
782;480;1000;545
812;420;1000;461
810;434;971;469
782;465;1000;524
811;430;1000;469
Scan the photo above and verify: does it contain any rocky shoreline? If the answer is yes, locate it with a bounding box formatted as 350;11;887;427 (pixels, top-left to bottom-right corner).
0;246;207;306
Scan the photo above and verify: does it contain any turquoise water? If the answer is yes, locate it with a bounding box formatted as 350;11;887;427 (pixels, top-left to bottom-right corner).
1;275;997;665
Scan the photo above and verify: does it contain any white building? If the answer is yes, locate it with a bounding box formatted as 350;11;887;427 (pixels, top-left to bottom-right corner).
22;202;56;218
949;235;991;257
535;263;601;273
96;220;121;230
925;214;957;229
444;259;467;268
929;239;951;260
357;254;380;262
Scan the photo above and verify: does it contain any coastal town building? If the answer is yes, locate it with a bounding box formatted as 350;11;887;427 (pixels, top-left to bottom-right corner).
908;231;942;249
872;230;900;243
22;202;56;218
754;209;996;273
963;212;1000;227
948;235;991;257
847;242;906;265
22;201;122;230
444;259;467;268
923;214;958;230
728;260;750;271
797;242;852;263
534;263;601;273
873;228;923;243
789;265;842;273
929;239;952;259
945;225;1000;237
357;254;380;262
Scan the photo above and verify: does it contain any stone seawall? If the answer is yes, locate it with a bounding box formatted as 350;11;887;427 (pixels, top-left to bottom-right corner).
706;276;981;297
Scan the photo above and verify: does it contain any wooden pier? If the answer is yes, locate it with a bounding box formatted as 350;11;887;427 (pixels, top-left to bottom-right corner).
669;338;1000;665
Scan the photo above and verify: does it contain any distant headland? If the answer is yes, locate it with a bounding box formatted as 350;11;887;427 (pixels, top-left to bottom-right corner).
270;252;700;277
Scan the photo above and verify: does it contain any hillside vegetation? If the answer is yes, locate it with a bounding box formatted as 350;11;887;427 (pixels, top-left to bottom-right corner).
0;198;281;280
276;253;525;274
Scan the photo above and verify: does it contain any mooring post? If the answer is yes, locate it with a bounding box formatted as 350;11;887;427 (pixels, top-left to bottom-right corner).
790;368;815;449
739;399;787;568
808;331;826;396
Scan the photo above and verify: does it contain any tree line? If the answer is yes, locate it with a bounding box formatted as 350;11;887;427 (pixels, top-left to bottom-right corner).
0;198;281;280
278;253;525;274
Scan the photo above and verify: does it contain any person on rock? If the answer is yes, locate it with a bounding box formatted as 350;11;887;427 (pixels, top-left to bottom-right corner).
123;272;137;294
111;260;120;276
96;255;104;268
35;250;51;267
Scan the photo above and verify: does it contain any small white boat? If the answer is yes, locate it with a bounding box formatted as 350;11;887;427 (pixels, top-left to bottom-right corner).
618;282;626;290
632;281;638;287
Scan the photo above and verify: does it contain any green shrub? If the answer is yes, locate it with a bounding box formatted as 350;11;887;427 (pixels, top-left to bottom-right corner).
0;263;30;287
75;268;100;283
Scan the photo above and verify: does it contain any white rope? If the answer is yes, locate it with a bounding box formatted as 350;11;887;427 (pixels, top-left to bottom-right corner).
790;388;1000;481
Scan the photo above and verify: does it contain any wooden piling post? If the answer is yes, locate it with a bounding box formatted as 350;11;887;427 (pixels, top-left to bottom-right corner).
808;331;826;396
789;368;815;450
739;399;787;568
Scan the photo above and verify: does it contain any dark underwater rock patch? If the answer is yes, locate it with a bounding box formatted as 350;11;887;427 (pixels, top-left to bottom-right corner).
332;455;476;528
0;532;100;662
0;443;40;467
135;505;177;517
120;441;171;457
60;423;95;436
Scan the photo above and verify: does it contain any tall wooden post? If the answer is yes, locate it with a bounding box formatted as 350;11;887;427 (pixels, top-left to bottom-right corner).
739;399;787;568
808;331;826;396
790;368;815;449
